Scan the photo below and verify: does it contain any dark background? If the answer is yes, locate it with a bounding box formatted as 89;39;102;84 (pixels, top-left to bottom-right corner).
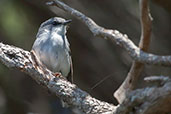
0;0;170;114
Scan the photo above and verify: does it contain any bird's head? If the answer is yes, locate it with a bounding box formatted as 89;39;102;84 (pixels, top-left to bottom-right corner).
39;17;72;35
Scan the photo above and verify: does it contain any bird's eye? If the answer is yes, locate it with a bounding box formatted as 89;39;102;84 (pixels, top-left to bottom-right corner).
52;21;61;26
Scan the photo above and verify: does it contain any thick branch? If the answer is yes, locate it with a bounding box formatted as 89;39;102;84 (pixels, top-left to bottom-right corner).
0;43;116;114
47;0;171;66
114;0;152;103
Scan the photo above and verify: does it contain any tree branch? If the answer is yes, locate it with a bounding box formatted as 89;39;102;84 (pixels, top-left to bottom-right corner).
114;0;152;103
0;43;116;114
116;77;171;114
0;43;170;113
47;0;171;67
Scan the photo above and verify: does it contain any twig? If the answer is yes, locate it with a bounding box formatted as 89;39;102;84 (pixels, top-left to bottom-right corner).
114;0;152;103
90;73;113;90
144;76;170;86
47;0;171;67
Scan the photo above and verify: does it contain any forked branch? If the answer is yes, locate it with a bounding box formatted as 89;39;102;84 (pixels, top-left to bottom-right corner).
114;0;152;103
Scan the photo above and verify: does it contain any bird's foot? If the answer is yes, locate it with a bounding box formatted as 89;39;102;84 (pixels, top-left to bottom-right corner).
53;72;62;77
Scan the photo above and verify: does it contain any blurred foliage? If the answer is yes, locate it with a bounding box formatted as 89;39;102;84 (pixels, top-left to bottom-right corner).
0;1;29;46
0;0;170;114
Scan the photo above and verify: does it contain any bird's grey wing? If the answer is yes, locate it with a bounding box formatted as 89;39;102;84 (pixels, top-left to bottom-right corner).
67;55;73;83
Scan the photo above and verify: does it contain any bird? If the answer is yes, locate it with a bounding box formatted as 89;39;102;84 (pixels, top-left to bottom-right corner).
31;17;73;82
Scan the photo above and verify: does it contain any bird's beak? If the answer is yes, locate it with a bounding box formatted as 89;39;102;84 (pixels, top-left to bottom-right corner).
63;19;72;25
